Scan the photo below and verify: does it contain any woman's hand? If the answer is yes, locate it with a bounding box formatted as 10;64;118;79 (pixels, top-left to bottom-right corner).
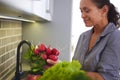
47;59;58;65
44;59;59;69
86;72;104;80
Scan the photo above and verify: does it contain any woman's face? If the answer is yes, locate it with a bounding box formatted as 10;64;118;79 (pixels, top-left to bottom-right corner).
80;0;105;27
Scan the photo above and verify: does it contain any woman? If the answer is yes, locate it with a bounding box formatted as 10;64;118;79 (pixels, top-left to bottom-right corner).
47;0;120;79
72;0;120;80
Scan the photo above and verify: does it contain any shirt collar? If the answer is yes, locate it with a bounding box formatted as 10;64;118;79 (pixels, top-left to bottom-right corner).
100;23;117;37
89;23;117;37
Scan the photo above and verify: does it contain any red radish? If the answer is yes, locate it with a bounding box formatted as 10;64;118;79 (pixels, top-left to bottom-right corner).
41;53;47;60
33;49;39;55
38;44;46;52
27;74;41;80
52;48;60;56
46;47;52;55
48;55;58;61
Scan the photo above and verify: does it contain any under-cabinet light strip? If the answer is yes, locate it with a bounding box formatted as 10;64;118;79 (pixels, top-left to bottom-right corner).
0;15;35;22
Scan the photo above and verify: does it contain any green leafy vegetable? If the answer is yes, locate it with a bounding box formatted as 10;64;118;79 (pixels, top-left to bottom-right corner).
38;60;91;80
24;46;46;74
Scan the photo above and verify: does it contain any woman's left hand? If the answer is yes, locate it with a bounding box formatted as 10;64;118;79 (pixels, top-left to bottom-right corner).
47;59;58;65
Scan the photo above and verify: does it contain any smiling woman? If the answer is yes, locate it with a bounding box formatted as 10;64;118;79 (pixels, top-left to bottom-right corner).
71;0;120;56
72;0;120;80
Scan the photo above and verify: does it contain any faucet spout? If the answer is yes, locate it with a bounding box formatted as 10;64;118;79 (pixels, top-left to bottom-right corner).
14;40;31;80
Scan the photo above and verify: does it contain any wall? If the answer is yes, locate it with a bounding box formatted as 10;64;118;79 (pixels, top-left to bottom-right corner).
71;0;91;58
0;19;22;79
22;0;73;61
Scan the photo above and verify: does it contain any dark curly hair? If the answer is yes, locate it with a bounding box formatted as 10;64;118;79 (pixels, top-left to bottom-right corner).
92;0;120;27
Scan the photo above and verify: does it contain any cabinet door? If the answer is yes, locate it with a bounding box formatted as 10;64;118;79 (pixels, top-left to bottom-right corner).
0;0;32;13
32;0;53;21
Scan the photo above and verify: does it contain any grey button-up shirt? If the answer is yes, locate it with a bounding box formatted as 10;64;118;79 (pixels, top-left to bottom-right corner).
73;23;120;80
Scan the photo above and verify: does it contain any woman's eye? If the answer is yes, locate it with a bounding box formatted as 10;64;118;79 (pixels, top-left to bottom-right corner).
84;9;90;13
82;7;90;13
80;7;90;13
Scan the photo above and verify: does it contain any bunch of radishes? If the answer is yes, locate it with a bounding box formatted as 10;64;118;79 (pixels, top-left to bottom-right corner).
33;44;60;64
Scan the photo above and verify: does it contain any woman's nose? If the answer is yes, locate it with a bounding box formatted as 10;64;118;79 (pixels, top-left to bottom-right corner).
81;12;86;18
